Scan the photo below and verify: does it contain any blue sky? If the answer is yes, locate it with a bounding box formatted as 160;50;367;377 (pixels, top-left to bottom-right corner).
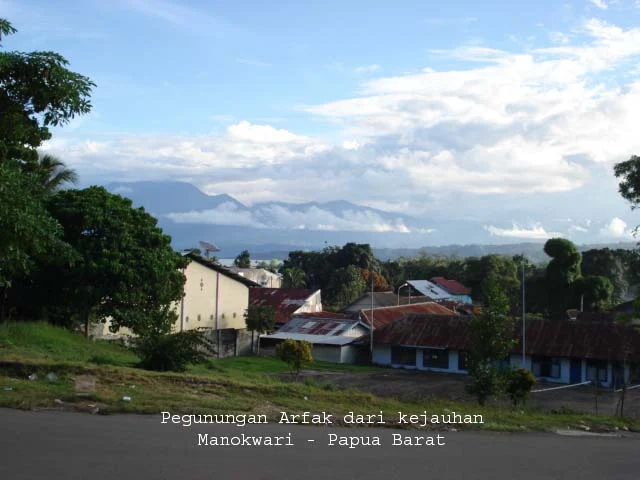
4;0;640;244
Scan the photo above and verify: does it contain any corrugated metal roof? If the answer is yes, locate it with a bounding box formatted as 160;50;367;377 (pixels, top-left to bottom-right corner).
406;280;453;300
359;302;457;329
431;277;472;296
373;314;640;362
262;332;357;346
277;315;366;335
249;288;318;324
341;292;430;311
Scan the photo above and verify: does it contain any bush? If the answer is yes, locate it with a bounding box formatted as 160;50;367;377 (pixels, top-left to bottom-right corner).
504;368;536;406
275;339;313;378
135;330;214;372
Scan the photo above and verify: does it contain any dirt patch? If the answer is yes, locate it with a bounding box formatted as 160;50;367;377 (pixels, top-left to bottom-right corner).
293;368;640;418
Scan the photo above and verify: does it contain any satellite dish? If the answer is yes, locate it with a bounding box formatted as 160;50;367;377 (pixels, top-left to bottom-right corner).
199;240;220;258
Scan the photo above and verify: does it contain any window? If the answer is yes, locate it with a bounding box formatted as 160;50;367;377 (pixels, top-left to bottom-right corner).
532;356;561;378
391;347;416;366
586;360;608;383
458;351;469;371
423;349;449;369
197;314;201;322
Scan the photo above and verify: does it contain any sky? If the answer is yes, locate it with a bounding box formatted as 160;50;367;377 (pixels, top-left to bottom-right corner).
4;0;640;244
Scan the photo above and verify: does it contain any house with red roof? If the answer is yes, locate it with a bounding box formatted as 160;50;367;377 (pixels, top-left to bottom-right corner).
430;277;473;303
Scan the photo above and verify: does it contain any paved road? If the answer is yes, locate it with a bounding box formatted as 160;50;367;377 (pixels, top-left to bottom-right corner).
1;408;639;480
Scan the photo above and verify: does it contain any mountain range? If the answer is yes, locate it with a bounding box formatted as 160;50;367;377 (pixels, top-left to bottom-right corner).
105;181;637;260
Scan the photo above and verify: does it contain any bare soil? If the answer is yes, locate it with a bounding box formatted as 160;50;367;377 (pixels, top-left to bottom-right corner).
298;368;640;418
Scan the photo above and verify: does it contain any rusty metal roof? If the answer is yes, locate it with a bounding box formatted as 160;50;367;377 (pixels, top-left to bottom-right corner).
373;314;640;362
276;315;367;336
431;277;472;296
359;302;457;329
249;288;318;325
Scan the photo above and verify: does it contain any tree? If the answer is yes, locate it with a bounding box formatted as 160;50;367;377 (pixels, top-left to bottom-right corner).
325;265;367;307
581;248;628;304
244;305;276;353
544;238;582;317
281;267;307;288
614;155;640;213
276;339;314;379
466;277;516;405
0;162;67;323
45;186;188;337
360;268;389;291
574;275;613;311
234;249;251;268
0;19;95;164
30;153;78;194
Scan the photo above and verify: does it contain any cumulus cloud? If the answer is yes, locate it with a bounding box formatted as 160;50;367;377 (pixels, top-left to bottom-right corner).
600;217;634;238
42;17;640;241
484;223;564;239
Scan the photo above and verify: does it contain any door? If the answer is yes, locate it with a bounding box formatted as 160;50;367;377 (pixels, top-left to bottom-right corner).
570;358;582;383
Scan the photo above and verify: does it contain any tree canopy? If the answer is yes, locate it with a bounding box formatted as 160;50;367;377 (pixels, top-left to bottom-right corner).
45;187;188;336
0;19;95;163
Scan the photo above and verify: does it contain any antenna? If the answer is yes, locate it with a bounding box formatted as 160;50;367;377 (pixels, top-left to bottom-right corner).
199;240;220;259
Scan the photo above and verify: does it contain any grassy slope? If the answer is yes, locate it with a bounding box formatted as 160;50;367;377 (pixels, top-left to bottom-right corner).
0;322;638;433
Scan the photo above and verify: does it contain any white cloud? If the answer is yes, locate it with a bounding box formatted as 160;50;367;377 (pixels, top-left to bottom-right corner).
600;217;633;237
165;202;420;233
43;18;640;243
484;223;564;239
589;0;608;10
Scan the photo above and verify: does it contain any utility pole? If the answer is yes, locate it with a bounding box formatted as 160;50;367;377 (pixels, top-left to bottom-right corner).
521;256;526;368
370;266;375;363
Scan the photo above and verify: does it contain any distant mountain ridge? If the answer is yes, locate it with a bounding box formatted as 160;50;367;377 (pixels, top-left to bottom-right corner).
104;181;639;259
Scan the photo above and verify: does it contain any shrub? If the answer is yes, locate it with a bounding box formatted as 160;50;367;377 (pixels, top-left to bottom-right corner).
276;339;313;378
135;330;214;372
504;368;536;406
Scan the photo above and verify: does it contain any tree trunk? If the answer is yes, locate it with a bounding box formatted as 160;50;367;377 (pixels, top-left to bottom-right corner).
0;285;7;326
84;309;91;338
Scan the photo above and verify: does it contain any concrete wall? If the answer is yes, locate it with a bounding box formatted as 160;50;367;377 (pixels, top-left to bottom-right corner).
312;345;342;363
372;345;392;365
293;290;323;315
177;261;249;331
205;328;258;358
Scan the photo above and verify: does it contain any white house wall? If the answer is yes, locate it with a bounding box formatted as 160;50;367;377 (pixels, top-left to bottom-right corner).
177;261;249;332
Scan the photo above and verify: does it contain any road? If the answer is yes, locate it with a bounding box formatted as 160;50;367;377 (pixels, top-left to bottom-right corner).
1;408;639;479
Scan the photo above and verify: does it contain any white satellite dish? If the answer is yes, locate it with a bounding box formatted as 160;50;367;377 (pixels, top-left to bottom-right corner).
199;240;220;258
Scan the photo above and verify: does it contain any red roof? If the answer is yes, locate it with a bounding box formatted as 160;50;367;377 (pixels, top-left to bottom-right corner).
374;315;640;362
430;277;472;296
249;288;318;325
359;302;457;329
293;311;356;320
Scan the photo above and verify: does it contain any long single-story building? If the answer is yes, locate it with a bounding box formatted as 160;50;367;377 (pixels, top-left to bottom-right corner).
372;314;640;388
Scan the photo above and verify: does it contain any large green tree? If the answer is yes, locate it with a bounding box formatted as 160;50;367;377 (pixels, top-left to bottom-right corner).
543;238;582;317
0;19;95;164
0;18;93;321
325;265;367;307
581;248;627;304
45;187;188;336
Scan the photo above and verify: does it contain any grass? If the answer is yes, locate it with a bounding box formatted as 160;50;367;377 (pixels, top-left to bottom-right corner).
1;322;639;433
0;322;138;367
